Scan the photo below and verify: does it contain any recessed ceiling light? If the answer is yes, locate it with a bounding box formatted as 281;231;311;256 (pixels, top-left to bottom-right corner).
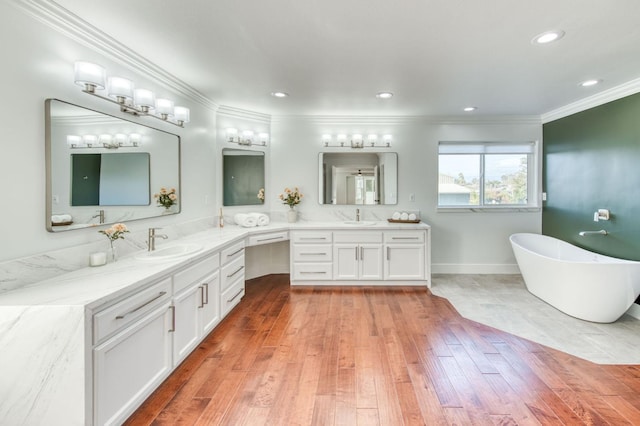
271;91;289;98
532;30;565;45
463;106;477;112
579;79;601;87
376;92;393;99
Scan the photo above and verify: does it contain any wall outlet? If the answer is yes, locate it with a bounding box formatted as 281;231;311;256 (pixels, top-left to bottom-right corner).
409;193;415;202
542;192;547;201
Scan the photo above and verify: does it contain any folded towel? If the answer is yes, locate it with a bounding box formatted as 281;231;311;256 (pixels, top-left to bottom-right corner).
392;211;401;220
249;212;270;226
234;213;257;228
400;212;409;220
408;213;417;221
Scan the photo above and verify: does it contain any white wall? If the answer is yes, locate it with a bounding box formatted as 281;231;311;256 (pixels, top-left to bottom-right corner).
0;1;217;263
270;117;542;273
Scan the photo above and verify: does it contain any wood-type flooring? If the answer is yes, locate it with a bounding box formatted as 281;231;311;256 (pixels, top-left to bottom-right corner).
125;274;640;425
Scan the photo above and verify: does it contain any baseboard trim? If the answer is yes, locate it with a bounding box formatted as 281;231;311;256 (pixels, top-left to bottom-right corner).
626;303;640;321
432;263;521;274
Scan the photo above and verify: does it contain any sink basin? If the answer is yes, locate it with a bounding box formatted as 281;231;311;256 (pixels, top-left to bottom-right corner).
135;243;204;261
343;221;377;226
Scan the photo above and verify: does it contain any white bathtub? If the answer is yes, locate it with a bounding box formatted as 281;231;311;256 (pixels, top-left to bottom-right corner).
510;233;640;323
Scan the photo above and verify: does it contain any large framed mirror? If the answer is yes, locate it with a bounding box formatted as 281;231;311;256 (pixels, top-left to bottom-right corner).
318;152;398;205
222;148;265;206
45;99;181;232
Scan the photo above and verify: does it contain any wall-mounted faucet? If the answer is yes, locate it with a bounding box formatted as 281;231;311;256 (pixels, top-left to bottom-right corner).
593;209;610;222
92;209;105;224
579;230;608;236
148;227;168;251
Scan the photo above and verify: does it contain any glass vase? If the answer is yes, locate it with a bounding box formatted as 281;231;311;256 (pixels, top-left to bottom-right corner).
108;241;117;263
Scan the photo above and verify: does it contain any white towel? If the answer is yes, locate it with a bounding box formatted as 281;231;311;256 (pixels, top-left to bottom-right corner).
234;213;257;227
51;215;63;224
408;213;417;221
400;212;409;220
60;214;73;222
392;211;401;220
249;212;270;226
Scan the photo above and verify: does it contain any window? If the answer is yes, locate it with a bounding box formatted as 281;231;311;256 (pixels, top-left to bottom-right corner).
438;141;537;208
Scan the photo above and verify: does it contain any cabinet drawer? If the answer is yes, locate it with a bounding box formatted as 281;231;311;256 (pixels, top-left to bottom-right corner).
292;263;333;280
383;231;425;243
93;278;172;344
220;241;244;265
221;255;245;292
292;244;332;262
247;230;289;246
173;253;220;293
291;231;333;243
221;278;244;317
334;231;382;243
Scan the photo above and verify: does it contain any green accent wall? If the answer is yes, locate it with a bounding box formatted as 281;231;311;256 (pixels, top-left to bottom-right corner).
543;92;640;262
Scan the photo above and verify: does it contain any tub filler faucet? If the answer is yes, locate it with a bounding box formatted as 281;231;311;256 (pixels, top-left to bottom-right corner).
578;230;608;236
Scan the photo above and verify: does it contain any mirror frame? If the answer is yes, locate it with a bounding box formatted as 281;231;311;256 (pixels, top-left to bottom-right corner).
45;98;182;232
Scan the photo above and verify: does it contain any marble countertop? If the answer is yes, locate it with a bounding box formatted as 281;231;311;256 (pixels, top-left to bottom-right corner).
0;220;429;309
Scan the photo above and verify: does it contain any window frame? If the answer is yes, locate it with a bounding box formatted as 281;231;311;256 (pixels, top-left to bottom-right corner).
437;141;540;211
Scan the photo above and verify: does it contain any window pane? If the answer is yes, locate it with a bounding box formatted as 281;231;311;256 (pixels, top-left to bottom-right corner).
438;154;479;205
484;154;528;205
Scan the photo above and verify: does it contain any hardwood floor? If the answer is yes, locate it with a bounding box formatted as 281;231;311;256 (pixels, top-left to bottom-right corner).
125;274;640;425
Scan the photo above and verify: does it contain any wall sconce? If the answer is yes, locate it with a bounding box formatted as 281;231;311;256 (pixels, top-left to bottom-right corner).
226;128;268;146
67;133;142;149
322;133;393;148
73;61;190;128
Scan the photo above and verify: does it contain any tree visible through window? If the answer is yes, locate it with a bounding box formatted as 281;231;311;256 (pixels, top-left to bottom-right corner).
438;142;536;207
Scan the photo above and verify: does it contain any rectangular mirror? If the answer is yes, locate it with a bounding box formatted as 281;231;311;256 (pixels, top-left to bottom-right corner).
223;148;265;206
319;152;398;205
46;99;181;232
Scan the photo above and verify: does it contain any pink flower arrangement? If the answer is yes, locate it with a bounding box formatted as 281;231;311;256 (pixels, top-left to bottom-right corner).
279;187;303;209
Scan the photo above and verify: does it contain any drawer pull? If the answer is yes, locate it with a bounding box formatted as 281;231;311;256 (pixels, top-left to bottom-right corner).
203;283;209;305
300;237;327;240
198;286;205;308
360;246;364;260
256;236;284;242
227;265;245;278
227;288;244;303
115;291;167;320
391;237;420;240
227;248;244;258
168;305;176;332
300;271;327;274
300;252;327;256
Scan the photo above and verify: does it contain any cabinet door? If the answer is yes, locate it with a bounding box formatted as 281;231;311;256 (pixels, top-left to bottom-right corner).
200;270;220;336
384;244;425;280
333;244;358;280
94;303;172;426
359;244;383;280
173;282;202;365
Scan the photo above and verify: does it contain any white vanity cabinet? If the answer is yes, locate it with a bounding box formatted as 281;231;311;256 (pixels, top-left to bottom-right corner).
93;278;173;426
333;231;383;280
220;241;246;316
290;230;333;280
384;230;427;280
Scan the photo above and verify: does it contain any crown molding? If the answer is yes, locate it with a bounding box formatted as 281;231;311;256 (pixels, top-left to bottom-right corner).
12;0;218;112
542;78;640;123
217;105;271;123
271;114;541;125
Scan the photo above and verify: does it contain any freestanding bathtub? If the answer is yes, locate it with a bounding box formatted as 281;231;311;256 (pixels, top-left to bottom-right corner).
510;233;640;323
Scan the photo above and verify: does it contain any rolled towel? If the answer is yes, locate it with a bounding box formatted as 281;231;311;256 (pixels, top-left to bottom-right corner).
249;212;270;226
408;213;417;221
392;211;401;220
51;215;63;224
60;214;73;222
234;213;258;228
400;212;409;220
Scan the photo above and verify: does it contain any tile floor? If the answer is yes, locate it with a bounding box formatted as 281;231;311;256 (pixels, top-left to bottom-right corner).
430;274;640;365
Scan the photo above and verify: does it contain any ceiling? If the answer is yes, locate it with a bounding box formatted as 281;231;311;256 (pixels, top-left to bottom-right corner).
55;0;640;117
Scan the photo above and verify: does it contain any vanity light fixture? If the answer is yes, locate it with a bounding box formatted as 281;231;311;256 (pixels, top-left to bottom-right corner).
73;61;190;128
67;133;142;149
322;133;393;149
226;127;268;146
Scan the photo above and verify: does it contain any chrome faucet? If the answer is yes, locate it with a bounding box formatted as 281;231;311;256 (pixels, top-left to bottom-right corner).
92;209;105;224
148;227;168;251
356;208;360;222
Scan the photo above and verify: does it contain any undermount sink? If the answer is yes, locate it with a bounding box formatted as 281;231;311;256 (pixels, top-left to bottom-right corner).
343;221;377;226
135;243;204;261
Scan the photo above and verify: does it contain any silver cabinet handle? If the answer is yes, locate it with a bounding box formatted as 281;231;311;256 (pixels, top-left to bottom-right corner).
115;291;167;319
386;246;390;261
360;246;364;260
227;247;244;258
300;271;327;274
203;283;209;305
355;246;358;261
391;237;420;240
198;286;205;309
227;288;244;303
300;237;327;240
227;265;245;278
256;236;284;242
300;252;327;256
168;305;175;332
